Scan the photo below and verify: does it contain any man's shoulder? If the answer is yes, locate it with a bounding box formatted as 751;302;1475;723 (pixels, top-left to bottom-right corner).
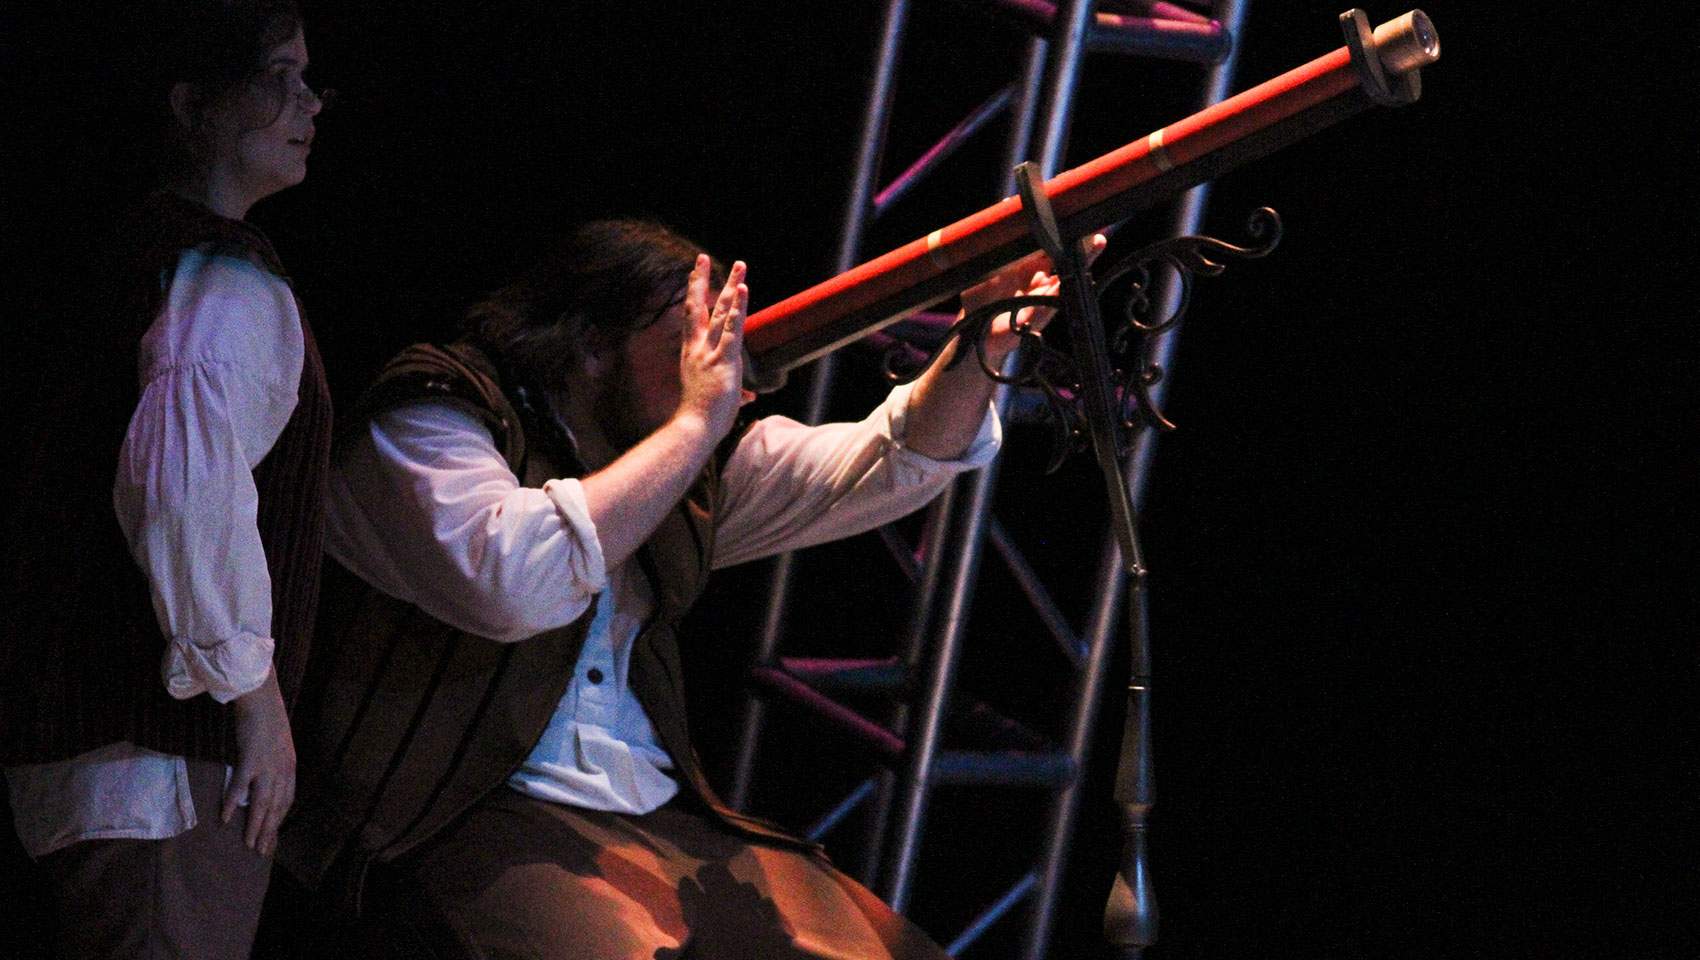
349;342;525;464
359;343;500;414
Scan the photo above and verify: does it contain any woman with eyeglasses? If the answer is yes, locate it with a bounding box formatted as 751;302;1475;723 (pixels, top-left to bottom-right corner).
0;2;332;956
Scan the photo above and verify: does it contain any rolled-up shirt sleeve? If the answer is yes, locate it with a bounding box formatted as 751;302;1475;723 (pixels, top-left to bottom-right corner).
712;380;1000;569
325;402;607;643
113;249;303;704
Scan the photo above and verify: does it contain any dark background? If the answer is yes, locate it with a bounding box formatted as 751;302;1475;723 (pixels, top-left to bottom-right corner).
2;2;1688;958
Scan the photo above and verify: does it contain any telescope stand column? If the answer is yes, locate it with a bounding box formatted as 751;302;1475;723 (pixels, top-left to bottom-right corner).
1024;3;1251;954
1104;554;1157;958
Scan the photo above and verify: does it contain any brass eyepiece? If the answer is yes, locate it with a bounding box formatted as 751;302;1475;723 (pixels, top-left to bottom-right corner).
1374;11;1440;75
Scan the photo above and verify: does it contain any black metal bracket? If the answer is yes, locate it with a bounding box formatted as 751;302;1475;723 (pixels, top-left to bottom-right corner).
1013;161;1146;575
1096;205;1283;431
876;163;1282;574
878;211;1281;439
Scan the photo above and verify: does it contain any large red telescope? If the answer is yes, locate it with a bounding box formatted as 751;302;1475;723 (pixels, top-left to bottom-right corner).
743;9;1440;389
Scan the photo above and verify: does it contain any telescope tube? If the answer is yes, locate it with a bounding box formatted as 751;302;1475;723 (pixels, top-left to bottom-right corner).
743;10;1438;388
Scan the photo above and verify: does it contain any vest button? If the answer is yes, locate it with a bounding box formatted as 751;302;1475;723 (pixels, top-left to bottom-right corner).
586;668;605;684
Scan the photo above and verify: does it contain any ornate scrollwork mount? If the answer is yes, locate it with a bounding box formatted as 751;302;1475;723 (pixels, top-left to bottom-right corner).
1098;206;1282;431
878;206;1282;459
876;160;1279;574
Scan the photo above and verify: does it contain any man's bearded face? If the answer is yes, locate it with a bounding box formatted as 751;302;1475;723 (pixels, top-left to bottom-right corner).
595;295;689;449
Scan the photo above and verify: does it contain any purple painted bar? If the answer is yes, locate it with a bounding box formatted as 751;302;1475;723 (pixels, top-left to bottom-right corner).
972;0;1229;62
748;666;907;762
875;85;1015;214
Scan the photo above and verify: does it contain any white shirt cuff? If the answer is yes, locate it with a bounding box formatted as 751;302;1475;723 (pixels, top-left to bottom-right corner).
542;477;609;595
161;633;275;703
884;380;1003;481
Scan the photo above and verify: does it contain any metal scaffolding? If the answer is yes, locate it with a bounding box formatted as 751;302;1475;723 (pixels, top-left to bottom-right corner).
729;2;1250;955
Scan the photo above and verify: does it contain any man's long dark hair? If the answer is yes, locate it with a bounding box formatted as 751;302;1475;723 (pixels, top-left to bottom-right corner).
465;218;725;393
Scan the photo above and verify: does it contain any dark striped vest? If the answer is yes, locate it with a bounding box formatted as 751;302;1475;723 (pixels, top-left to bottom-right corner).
281;342;806;908
0;193;331;766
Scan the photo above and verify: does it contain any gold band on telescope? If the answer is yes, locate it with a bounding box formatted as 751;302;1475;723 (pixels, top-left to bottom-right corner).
925;229;952;270
1146;128;1176;173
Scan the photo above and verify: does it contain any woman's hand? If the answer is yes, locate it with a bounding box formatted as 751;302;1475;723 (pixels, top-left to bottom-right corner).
224;669;295;857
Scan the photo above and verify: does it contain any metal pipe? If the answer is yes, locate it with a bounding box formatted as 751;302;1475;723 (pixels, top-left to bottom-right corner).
877;524;925;582
806;778;879;842
860;28;1055;894
970;0;1231;63
878;0;1094;914
947;871;1040;956
874;85;1015;215
1032;0;1098;180
877;471;998;910
747;666;907;762
730;0;913;811
988;517;1088;666
932;750;1076;786
1088;19;1230;63
859;477;958;888
1003;36;1050;196
836;0;914;279
779;657;907;694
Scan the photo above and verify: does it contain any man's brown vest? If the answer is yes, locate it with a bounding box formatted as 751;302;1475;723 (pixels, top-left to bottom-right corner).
281;342;807;909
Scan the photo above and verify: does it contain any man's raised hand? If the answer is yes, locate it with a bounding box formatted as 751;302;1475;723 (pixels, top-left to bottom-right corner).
677;254;749;441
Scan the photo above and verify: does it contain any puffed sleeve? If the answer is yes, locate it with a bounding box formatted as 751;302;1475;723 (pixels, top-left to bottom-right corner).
324;401;608;643
113;248;303;703
712;380;1000;568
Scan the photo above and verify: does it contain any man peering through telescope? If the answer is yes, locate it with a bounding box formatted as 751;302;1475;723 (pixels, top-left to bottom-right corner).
281;218;1101;959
